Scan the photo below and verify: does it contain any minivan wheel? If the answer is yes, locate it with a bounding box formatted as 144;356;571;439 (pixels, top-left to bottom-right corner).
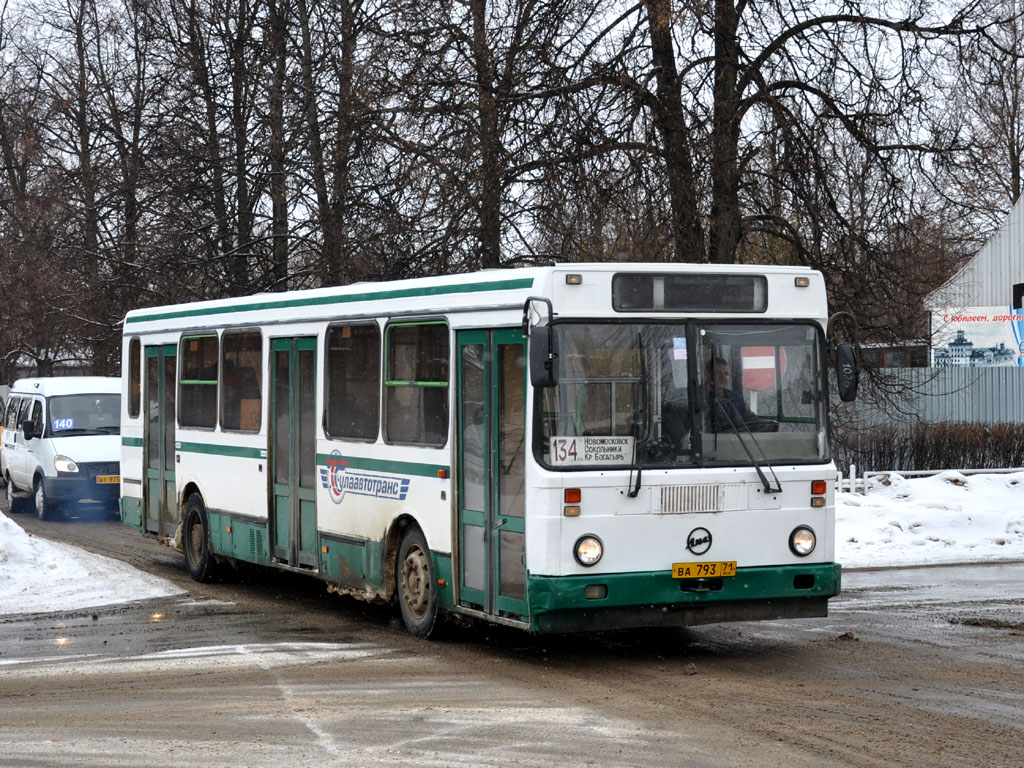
6;478;26;514
34;477;58;521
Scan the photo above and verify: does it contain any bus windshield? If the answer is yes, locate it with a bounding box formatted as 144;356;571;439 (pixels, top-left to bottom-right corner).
537;321;828;469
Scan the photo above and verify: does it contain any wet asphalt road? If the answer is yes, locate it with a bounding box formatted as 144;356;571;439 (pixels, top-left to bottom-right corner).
1;508;1022;767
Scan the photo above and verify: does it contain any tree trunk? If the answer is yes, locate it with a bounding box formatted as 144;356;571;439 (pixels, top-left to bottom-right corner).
470;0;502;270
709;0;742;264
268;0;289;290
331;0;360;283
185;0;233;285
73;0;99;274
230;0;253;293
643;0;705;263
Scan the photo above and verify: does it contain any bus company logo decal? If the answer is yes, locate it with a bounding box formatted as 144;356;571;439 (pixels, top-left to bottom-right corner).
686;527;712;555
320;451;411;505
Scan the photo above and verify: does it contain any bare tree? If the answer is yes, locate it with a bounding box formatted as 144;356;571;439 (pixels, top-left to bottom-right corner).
931;0;1024;244
382;0;612;271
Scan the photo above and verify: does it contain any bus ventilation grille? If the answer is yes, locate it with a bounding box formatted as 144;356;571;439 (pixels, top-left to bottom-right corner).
249;528;264;558
658;483;746;514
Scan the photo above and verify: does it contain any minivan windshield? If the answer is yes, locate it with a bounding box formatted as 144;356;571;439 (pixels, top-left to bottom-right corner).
536;321;828;469
48;394;121;436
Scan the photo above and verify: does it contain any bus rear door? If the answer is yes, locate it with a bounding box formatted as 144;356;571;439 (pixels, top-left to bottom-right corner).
145;344;176;537
270;337;318;569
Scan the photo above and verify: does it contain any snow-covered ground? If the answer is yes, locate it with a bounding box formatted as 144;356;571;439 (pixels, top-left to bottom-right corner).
1;471;1022;617
837;470;1024;568
0;512;184;615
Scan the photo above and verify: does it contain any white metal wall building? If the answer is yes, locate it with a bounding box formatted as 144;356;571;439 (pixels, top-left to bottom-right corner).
928;194;1024;310
847;196;1024;431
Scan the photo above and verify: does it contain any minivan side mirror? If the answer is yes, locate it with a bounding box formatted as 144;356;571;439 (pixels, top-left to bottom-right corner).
834;342;859;402
22;419;38;441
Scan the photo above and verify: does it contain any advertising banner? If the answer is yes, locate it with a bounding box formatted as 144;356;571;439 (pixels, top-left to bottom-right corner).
930;306;1024;367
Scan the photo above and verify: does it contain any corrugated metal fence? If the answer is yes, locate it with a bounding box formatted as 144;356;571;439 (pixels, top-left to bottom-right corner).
845;367;1024;425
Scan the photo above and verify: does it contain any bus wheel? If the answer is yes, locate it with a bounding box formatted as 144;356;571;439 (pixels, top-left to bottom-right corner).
397;526;441;638
183;494;219;583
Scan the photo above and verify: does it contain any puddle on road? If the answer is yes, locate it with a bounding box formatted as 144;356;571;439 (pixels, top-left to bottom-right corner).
0;593;382;674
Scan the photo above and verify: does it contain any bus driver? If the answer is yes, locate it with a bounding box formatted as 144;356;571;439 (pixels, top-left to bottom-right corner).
706;356;758;431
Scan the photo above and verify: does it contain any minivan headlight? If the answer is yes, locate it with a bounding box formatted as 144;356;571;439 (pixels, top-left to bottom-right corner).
54;455;80;473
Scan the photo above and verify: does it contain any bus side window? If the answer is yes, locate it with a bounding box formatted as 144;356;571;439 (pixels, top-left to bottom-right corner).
325;323;380;441
221;331;262;432
128;337;141;418
384;322;449;446
180;334;219;428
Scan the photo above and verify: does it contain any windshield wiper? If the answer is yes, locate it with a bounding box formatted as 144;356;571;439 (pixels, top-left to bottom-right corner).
716;406;782;495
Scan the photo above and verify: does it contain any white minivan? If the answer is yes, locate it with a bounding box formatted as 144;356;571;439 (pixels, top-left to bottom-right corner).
1;377;121;520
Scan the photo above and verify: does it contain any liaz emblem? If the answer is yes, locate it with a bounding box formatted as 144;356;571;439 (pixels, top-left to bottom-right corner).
320;451;411;505
686;527;712;555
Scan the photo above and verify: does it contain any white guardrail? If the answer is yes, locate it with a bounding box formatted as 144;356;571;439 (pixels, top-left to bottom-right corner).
837;465;1024;494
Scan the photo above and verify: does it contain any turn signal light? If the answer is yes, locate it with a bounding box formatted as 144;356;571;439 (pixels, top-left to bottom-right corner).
565;488;581;503
811;480;827;495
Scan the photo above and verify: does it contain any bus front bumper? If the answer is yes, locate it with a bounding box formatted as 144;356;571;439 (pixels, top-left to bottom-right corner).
527;562;841;634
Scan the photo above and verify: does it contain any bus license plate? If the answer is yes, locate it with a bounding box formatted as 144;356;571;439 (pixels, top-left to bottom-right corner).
672;561;737;579
96;475;120;484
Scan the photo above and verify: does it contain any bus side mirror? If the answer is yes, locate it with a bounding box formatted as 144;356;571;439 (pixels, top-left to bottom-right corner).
529;327;557;388
835;342;858;402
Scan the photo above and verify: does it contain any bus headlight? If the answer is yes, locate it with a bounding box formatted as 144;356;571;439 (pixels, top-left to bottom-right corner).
789;526;816;556
574;535;603;566
54;455;80;473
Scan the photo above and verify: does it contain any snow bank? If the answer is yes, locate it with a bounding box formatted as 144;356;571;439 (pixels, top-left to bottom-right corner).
837;471;1024;568
0;512;183;616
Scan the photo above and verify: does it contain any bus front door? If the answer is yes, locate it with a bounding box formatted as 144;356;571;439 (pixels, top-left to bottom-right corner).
270;337;318;569
144;344;176;538
457;329;527;622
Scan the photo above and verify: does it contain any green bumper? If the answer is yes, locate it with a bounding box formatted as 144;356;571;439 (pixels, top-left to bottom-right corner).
527;563;841;633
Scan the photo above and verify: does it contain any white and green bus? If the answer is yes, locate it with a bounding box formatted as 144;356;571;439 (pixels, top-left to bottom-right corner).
119;263;856;637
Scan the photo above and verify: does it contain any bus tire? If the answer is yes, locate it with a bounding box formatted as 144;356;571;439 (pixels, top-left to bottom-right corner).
183;493;219;583
397;526;441;639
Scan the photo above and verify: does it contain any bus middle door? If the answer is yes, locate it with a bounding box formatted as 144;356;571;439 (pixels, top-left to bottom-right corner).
456;328;527;622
